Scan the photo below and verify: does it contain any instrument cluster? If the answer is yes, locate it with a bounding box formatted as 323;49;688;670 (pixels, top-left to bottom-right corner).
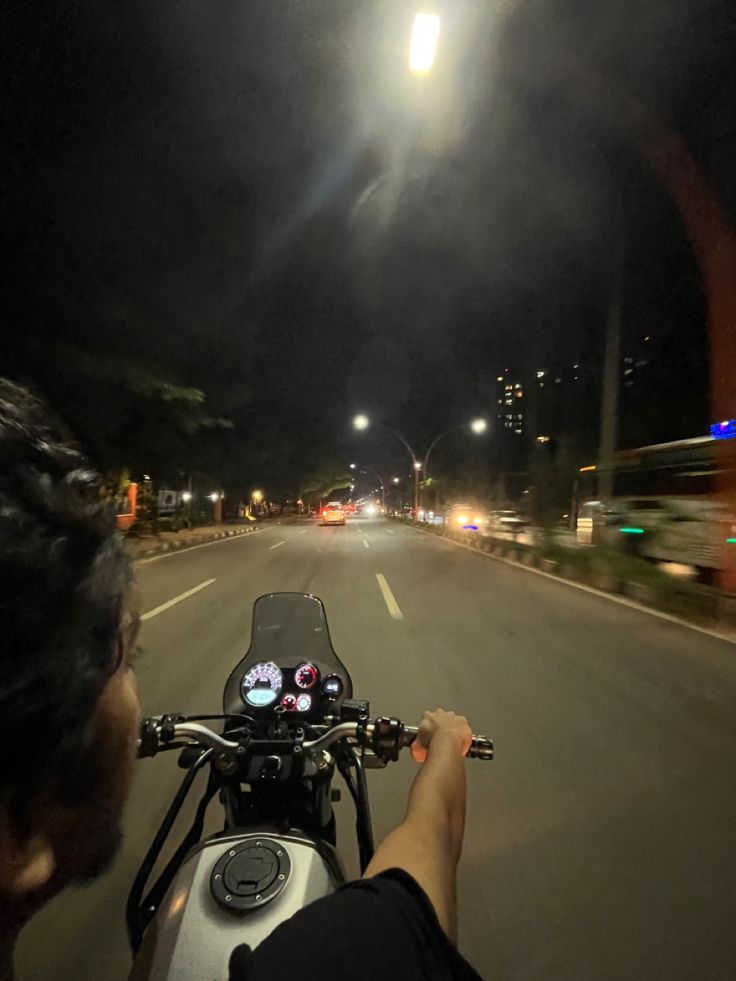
240;660;344;717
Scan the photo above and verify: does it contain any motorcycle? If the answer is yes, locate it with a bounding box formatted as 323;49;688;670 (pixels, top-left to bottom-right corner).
126;592;493;979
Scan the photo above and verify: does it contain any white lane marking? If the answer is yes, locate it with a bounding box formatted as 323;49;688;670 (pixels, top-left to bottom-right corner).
376;573;403;620
363;539;370;549
386;529;395;534
136;528;267;565
300;529;308;534
270;540;286;550
141;579;216;621
414;528;736;647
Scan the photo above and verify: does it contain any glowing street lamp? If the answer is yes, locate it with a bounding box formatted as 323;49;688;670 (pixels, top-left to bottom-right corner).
352;415;421;515
470;418;488;435
409;12;440;74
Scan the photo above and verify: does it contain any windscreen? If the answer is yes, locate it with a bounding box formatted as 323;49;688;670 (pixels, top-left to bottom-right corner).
223;593;353;718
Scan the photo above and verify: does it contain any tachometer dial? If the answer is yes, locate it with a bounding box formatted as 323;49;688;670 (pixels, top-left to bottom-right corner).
294;663;318;690
295;693;312;713
241;661;283;708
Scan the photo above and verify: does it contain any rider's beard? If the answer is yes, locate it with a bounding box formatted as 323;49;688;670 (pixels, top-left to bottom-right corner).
53;703;136;887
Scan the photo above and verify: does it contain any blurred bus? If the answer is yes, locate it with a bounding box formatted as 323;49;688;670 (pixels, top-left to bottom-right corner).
576;436;736;581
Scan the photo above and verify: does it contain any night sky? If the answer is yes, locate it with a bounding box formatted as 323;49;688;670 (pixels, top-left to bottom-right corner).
4;1;735;493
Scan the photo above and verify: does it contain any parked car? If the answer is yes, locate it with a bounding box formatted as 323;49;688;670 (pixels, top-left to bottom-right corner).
488;510;529;535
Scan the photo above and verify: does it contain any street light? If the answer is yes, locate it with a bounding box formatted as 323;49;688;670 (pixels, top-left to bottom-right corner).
409;12;440;74
353;415;421;516
422;419;489;480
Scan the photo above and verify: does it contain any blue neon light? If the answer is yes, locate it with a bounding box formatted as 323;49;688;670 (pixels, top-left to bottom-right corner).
710;420;736;440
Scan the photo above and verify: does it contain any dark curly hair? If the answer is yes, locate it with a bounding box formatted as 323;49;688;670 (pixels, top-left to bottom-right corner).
0;379;132;814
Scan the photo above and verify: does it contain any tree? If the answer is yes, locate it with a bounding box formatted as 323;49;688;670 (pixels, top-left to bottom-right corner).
527;440;576;528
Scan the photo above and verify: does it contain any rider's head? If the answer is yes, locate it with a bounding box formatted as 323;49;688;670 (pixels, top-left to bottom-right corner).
0;380;141;929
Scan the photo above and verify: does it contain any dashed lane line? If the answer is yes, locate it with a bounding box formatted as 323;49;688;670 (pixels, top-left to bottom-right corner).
141;579;216;621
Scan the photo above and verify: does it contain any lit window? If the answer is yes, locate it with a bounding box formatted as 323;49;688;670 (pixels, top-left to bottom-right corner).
536;370;545;379
514;383;521;390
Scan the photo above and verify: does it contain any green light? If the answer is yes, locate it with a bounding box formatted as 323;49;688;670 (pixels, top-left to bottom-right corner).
620;527;645;535
727;538;736;544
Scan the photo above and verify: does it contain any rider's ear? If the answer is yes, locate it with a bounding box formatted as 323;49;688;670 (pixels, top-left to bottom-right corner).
0;808;56;896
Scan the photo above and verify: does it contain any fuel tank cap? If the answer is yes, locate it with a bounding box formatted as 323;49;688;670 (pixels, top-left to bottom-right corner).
210;839;291;913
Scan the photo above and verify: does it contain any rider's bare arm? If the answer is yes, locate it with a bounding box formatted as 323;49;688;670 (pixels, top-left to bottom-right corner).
363;709;472;944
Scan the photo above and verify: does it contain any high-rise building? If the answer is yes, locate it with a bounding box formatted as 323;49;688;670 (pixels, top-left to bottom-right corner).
494;368;525;435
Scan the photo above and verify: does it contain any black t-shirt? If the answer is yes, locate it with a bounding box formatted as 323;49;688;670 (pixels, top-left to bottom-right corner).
229;868;482;980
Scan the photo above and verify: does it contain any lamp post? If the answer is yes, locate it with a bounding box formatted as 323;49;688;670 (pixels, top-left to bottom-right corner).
353;415;421;517
353;414;488;520
422;418;488;481
420;418;488;512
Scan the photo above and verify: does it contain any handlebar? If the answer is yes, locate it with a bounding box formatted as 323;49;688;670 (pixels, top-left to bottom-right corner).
138;716;493;762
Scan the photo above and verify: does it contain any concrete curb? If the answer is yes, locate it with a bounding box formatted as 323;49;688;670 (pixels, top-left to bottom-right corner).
127;524;261;560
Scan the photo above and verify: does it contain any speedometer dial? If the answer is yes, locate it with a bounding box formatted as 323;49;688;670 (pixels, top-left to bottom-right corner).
241;661;283;708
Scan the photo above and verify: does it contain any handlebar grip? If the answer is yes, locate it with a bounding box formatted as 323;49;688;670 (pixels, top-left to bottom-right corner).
400;725;493;761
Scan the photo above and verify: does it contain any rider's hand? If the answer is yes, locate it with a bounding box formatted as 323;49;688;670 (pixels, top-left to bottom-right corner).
411;709;472;764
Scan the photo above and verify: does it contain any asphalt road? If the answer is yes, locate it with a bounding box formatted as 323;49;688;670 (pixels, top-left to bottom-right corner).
16;518;736;980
